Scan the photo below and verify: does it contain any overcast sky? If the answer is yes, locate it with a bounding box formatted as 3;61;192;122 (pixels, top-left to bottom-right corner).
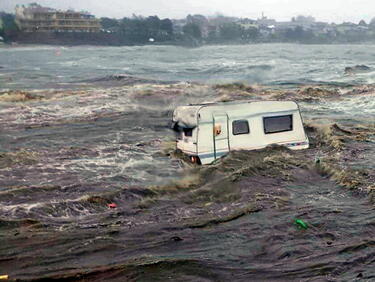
1;0;374;23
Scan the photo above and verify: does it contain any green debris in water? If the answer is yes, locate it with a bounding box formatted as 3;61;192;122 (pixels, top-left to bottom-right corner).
294;219;308;230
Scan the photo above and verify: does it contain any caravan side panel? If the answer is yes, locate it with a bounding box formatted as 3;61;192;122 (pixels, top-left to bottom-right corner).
192;101;309;165
261;111;308;149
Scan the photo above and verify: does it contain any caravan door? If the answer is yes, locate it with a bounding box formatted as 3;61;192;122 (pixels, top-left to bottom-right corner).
212;114;230;160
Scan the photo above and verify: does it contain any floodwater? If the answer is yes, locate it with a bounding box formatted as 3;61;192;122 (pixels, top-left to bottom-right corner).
0;44;374;281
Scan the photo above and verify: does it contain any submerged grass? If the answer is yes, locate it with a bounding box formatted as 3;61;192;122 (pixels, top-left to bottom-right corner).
369;187;375;204
36;257;219;281
306;123;373;150
148;173;202;195
0;218;41;229
0;150;38;168
298;86;341;98
214;82;255;92
183;203;261;229
182;179;241;205
202;146;308;182
140;146;307;210
315;159;364;189
309;123;375;196
0;90;42;102
213;82;259;102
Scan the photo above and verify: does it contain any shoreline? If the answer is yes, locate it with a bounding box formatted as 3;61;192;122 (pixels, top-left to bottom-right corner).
3;37;375;47
4;42;375;48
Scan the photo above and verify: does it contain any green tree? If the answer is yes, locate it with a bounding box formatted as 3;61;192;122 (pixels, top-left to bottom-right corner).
183;23;202;39
0;13;18;40
120;18;146;43
243;26;259;41
119;16;174;43
100;17;119;29
283;26;315;42
160;19;173;37
0;18;3;37
145;16;161;39
219;23;244;41
207;29;218;42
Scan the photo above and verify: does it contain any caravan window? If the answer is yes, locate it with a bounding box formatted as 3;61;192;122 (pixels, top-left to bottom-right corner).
233;120;250;135
183;128;193;137
263;115;293;134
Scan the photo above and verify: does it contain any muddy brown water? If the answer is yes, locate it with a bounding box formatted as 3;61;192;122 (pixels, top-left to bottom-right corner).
1;43;375;280
0;78;374;281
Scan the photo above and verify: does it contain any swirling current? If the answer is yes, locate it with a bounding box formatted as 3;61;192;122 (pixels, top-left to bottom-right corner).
0;44;374;281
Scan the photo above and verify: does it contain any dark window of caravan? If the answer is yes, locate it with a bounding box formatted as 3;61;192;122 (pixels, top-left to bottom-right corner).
183;128;193;137
233;120;250;135
263;115;293;134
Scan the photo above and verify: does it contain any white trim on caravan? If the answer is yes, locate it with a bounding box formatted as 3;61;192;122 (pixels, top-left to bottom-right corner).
172;100;309;165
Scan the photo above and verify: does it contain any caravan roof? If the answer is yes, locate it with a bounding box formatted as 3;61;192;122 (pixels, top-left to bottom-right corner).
172;100;299;129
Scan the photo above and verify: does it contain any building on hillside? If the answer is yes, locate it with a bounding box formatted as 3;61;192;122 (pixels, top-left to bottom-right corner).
292;15;315;26
15;3;101;32
256;13;276;27
275;21;302;31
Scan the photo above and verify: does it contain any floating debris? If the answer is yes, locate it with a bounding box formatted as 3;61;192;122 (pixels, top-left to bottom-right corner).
294;219;309;230
0;150;38;169
0;90;42;102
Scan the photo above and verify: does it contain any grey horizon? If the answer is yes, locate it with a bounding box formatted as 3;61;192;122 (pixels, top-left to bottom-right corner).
1;0;374;24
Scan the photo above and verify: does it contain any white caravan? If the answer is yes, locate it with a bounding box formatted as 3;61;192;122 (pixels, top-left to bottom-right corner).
172;100;309;165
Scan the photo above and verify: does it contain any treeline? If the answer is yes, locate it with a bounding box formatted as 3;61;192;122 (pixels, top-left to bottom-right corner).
101;16;174;43
98;15;375;45
100;17;262;45
3;11;375;45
